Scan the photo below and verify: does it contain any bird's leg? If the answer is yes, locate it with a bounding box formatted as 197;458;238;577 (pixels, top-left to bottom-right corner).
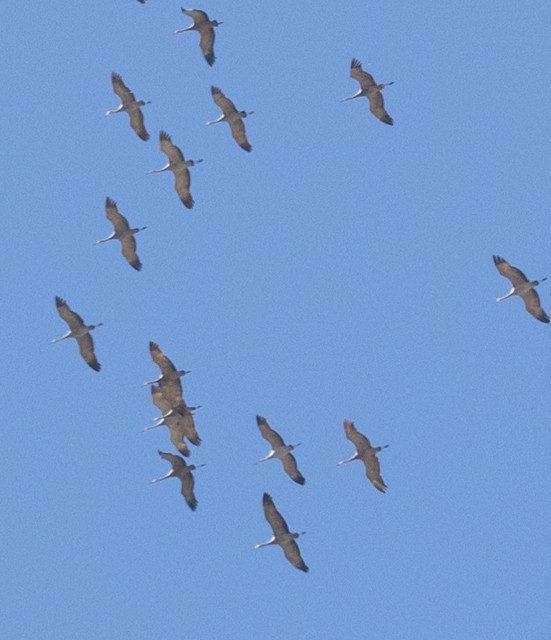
146;163;171;174
143;422;164;432
173;25;194;34
51;332;71;343
337;453;358;465
151;470;174;483
94;233;116;245
341;90;363;102
205;115;225;126
105;105;124;116
255;452;274;464
496;288;516;303
254;537;276;549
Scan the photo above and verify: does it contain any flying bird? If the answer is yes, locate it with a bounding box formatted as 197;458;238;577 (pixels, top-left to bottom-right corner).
174;8;222;66
147;131;202;209
151;450;204;511
95;197;146;271
338;419;389;493
255;415;305;485
493;255;549;323
342;58;394;125
255;493;308;572
145;341;190;388
52;297;102;371
207;86;253;152
106;72;151;141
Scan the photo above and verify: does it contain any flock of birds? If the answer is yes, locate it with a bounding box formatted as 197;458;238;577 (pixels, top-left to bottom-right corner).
51;5;549;575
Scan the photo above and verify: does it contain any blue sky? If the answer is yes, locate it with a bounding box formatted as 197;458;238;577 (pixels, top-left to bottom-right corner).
2;2;551;638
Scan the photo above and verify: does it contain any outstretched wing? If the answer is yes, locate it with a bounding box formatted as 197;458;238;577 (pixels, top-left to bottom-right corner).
229;119;252;152
262;493;290;537
55;297;85;332
256;415;285;448
76;334;101;371
350;58;376;90
368;92;393;125
493;255;530;287
282;539;309;572
363;453;387;493
521;289;550;323
281;453;305;485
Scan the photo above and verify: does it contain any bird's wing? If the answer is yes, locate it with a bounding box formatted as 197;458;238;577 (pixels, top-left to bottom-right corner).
111;72;135;107
281;453;305;485
368;92;393;125
105;197;130;234
55;297;85;332
262;493;290;536
121;235;142;271
129;108;149;141
76;333;101;371
159;450;184;471
174;167;194;209
521;289;550;323
256;415;285;448
180;471;197;511
168;423;191;457
180;409;202;446
199;28;216;66
160;131;185;163
350;58;376;90
183;8;209;23
493;255;530;287
211;86;238;116
343;419;371;454
149;342;178;375
364;453;387;493
229;119;252;152
151;384;172;414
282;539;309;572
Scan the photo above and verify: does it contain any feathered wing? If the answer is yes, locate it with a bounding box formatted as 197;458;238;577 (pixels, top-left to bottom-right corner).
199;28;215;66
282;539;309;572
282;453;305;485
368;92;393;125
493;255;530;287
105;198;129;234
180;471;198;511
256;415;285;448
262;493;290;537
111;72;135;106
149;342;178;375
363;454;387;493
174;168;194;209
77;333;101;371
343;418;371;455
121;235;142;271
55;296;85;333
159;131;185;164
129;108;149;141
350;58;376;90
229;119;252;152
211;86;237;116
521;289;550;323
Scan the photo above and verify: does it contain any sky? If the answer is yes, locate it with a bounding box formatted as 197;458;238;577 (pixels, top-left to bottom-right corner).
2;2;551;638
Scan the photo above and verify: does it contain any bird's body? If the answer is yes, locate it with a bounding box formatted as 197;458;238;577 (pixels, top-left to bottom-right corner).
52;297;102;371
207;86;253;152
338;419;388;493
147;131;202;208
95;197;146;271
493;255;549;323
255;493;308;572
255;415;305;485
151;450;204;511
342;58;394;125
174;8;222;66
106;72;150;140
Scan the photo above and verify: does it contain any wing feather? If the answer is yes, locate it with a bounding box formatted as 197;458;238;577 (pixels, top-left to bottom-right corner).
521;289;550;323
282;454;305;485
256;415;285;448
77;333;101;371
55;297;85;332
282;539;309;572
262;493;290;537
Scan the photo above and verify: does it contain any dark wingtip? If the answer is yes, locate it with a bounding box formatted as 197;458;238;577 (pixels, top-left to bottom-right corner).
89;361;101;372
351;58;361;68
294;476;306;486
211;85;221;94
105;196;116;208
55;296;65;307
256;415;266;425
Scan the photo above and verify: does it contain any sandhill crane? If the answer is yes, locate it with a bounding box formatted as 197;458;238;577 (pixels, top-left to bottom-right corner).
95;197;146;271
255;493;308;573
338;419;389;493
146;383;202;449
207;86;253;152
106;72;151;141
255;415;305;485
147;131;202;209
145;341;190;388
151;450;204;511
342;58;394;126
493;255;549;323
174;9;222;66
52;297;102;371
